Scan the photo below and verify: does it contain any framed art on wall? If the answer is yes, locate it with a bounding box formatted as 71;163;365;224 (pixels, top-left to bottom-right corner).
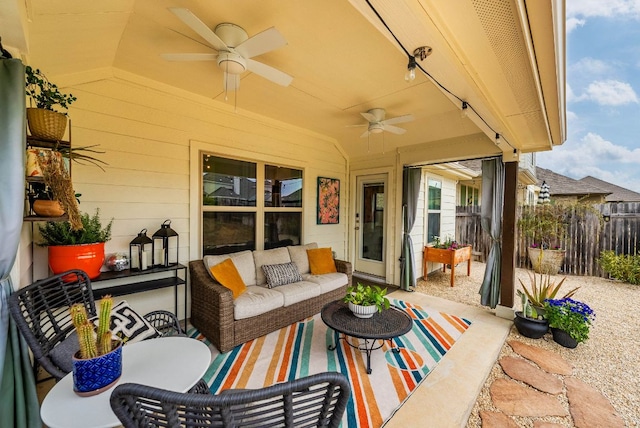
317;177;340;224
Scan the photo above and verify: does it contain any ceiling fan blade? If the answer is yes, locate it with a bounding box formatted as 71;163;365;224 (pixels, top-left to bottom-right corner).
360;112;378;123
384;124;407;135
382;114;414;126
246;59;293;86
223;72;240;91
235;27;287;59
161;53;217;61
169;8;229;52
360;130;370;138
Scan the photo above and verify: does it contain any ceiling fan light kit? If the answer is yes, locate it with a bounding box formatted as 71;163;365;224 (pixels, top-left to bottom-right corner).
162;8;293;92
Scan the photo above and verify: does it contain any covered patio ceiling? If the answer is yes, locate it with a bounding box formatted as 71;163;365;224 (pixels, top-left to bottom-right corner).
2;0;565;160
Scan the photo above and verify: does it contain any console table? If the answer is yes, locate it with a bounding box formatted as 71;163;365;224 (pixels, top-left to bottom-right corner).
423;246;472;287
91;264;187;320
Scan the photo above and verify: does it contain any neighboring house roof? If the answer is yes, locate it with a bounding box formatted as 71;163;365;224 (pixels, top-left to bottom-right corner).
578;176;640;202
536;167;610;197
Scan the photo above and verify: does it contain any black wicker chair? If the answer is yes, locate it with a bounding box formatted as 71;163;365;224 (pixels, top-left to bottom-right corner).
8;269;183;381
110;371;351;428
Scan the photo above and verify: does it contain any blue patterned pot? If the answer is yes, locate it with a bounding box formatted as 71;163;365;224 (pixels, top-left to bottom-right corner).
72;342;122;396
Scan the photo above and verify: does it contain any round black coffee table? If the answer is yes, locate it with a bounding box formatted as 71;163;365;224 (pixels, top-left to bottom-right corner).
320;300;412;374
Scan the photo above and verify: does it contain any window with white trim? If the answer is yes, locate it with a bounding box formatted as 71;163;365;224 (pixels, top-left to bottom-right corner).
202;154;303;255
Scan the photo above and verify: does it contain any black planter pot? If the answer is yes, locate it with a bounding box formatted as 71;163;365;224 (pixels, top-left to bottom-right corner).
514;311;549;339
550;327;578;348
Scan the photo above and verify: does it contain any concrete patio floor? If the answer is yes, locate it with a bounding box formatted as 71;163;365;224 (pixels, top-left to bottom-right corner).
36;288;511;428
384;290;512;428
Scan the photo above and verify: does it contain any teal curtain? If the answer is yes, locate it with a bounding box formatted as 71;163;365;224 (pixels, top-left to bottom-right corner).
400;167;421;291
0;58;40;428
479;157;504;309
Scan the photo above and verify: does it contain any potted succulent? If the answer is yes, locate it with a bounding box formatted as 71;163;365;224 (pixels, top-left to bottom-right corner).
513;290;549;339
25;65;77;140
518;204;569;274
38;209;113;279
70;296;122;396
518;271;579;317
544;297;596;348
343;283;391;318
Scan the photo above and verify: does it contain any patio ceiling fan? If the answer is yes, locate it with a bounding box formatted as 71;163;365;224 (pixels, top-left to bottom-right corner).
353;108;414;138
161;8;293;92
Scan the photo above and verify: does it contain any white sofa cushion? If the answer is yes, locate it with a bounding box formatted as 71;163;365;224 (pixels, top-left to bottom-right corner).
253;247;291;286
287;242;318;275
234;286;284;320
204;250;257;286
303;272;349;294
272;281;322;306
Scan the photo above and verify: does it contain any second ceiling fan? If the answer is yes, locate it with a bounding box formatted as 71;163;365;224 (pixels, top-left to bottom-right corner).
356;108;414;138
162;8;293;91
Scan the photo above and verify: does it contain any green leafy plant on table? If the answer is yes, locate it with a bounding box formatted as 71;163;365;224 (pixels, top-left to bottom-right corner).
544;298;595;344
343;283;391;313
38;209;113;246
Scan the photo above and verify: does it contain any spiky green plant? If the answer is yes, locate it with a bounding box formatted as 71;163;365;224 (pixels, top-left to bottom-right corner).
96;296;113;355
518;271;579;309
70;296;115;359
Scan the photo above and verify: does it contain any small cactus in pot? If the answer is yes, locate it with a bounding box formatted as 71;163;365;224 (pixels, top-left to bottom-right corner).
71;295;115;358
70;295;122;396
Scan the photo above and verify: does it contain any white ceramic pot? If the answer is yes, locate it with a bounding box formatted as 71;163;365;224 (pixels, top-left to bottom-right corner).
348;302;378;319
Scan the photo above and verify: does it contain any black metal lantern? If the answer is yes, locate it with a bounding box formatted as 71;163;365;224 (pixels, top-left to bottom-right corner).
152;219;179;268
129;229;152;271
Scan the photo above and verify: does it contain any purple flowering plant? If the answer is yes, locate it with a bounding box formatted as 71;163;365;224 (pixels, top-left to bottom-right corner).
544;298;595;343
432;236;463;250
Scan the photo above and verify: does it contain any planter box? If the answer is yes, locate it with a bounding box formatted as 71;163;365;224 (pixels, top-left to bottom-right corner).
422;245;472;287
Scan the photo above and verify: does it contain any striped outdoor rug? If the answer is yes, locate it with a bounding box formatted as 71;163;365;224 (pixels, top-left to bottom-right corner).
188;299;471;427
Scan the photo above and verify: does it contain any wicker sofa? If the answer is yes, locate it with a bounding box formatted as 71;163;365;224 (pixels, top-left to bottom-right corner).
190;243;352;353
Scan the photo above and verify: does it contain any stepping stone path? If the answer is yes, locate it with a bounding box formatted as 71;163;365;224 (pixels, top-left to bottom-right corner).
482;340;625;427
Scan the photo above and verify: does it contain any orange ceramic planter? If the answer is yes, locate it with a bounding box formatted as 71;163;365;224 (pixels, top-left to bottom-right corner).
48;242;105;279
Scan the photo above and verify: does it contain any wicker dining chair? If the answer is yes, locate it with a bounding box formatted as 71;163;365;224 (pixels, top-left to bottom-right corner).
110;371;351;428
8;269;183;381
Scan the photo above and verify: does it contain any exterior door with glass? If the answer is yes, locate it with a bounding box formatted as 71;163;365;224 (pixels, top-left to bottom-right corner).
354;174;387;278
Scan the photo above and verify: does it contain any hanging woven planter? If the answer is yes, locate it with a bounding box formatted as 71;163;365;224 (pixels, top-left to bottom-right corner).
27;108;67;140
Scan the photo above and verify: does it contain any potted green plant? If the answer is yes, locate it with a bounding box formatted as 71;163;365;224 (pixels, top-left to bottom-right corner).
25;65;77;140
544;297;595;348
518;204;569;274
343;283;391;318
513;290;548;339
38;209;113;279
70;296;122;396
518;271;579;316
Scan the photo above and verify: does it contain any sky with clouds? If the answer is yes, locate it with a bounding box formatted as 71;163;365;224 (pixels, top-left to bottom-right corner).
536;0;640;192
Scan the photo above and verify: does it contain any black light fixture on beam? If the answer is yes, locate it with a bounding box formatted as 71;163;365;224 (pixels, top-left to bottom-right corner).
404;46;432;82
152;219;179;268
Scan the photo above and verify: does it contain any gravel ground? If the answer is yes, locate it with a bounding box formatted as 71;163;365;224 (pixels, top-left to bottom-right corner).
415;261;640;427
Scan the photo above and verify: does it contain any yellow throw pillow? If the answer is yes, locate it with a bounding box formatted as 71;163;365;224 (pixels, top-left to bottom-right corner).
307;248;337;275
209;258;247;299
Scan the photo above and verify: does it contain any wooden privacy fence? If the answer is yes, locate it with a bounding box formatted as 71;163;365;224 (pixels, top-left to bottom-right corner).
456;203;640;277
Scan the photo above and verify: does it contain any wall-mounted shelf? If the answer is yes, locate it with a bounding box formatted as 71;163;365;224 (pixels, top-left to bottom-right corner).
24;125;72;222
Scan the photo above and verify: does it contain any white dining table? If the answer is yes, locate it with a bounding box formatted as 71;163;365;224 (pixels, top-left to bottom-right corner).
40;336;212;428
